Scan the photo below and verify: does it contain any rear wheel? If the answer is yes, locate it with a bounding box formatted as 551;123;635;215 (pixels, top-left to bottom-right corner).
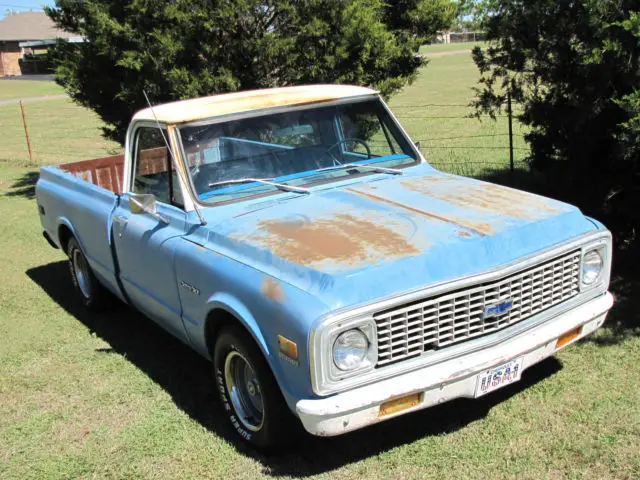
67;237;111;310
213;325;299;451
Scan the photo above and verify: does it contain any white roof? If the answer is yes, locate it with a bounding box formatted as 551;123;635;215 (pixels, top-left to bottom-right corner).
132;84;378;124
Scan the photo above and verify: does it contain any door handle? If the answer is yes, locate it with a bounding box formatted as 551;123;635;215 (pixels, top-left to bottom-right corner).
113;215;128;226
113;215;128;238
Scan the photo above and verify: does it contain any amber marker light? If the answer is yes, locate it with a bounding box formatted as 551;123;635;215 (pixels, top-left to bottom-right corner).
278;335;298;360
556;326;582;349
379;393;423;417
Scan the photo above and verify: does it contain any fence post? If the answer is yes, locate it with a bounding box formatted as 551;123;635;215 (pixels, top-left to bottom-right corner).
19;100;34;165
507;91;514;179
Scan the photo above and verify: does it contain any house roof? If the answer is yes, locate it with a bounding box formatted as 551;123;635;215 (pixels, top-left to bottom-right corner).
0;12;74;41
133;84;379;125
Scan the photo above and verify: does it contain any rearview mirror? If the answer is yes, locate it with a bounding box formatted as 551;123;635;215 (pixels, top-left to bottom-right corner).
129;194;169;224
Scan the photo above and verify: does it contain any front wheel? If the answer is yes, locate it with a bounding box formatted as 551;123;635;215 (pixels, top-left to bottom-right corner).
213;326;299;451
67;237;111;310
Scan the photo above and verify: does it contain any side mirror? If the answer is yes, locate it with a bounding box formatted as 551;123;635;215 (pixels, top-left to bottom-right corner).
129;193;169;224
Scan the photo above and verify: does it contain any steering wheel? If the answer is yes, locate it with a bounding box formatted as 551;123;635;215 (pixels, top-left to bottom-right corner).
326;138;372;165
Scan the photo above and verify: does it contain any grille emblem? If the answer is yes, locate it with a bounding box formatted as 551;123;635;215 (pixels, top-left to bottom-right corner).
483;300;514;318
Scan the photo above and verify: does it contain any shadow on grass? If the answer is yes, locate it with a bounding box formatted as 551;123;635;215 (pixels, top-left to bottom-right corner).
4;170;39;199
27;260;565;476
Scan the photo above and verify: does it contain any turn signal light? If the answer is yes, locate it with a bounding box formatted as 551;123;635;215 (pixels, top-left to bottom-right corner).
556;326;582;349
277;335;298;360
379;393;422;417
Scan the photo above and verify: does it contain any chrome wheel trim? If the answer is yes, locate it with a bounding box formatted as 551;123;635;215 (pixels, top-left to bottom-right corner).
72;248;91;299
224;351;264;432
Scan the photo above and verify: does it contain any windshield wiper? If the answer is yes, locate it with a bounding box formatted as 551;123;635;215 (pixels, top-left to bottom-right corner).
315;163;403;175
208;178;310;194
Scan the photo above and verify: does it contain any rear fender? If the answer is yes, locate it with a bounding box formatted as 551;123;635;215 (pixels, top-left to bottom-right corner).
56;217;81;252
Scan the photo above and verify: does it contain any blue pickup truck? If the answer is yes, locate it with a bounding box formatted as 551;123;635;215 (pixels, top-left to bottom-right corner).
36;85;614;450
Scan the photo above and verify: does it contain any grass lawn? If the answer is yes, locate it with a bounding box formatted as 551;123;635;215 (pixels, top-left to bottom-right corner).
0;98;119;167
419;41;487;54
0;79;64;101
1;65;639;479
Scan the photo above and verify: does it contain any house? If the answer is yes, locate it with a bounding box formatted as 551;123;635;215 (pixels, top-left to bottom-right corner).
0;11;79;76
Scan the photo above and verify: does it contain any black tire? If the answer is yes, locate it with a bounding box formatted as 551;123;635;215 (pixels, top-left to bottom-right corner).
67;237;111;311
213;325;299;452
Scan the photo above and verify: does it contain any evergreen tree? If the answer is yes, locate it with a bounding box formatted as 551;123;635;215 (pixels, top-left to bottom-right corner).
47;0;456;143
473;2;640;245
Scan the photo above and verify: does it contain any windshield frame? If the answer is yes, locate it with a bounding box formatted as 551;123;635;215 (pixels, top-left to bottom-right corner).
175;94;424;208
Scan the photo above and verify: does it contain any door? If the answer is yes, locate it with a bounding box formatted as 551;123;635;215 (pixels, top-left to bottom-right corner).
111;126;189;341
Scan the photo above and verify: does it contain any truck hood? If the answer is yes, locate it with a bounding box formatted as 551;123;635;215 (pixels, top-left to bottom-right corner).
200;167;596;310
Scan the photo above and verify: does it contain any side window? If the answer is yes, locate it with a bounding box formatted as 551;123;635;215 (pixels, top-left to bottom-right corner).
338;105;399;157
133;127;183;206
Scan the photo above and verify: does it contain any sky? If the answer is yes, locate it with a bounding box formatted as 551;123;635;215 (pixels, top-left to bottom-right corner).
1;0;55;16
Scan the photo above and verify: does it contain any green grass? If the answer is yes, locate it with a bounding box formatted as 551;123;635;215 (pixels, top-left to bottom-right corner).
0;79;64;101
1;62;640;480
0;97;120;166
388;53;529;177
419;41;487;54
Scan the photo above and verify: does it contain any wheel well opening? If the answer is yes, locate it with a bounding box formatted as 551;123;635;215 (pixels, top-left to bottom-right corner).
58;225;73;254
205;308;246;358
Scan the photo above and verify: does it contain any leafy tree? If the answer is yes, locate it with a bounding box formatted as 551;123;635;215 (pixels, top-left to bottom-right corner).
46;0;455;143
473;1;640;246
451;0;492;31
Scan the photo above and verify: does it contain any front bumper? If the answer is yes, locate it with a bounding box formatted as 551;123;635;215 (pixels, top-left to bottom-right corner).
296;292;614;437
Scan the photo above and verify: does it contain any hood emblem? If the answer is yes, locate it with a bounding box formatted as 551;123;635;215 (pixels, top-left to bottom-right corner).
483;299;514;319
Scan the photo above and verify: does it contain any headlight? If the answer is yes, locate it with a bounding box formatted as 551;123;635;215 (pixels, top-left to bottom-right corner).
333;329;369;371
582;249;603;285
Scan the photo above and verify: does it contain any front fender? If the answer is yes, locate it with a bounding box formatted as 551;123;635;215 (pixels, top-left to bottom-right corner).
205;291;270;357
175;238;331;410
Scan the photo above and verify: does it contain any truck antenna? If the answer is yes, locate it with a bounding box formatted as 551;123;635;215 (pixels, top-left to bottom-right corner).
142;90;207;226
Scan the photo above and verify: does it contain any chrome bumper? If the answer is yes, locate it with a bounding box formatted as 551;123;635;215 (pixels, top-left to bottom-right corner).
296;292;613;437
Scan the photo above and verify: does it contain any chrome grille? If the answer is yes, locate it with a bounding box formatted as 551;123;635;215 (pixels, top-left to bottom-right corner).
374;250;582;367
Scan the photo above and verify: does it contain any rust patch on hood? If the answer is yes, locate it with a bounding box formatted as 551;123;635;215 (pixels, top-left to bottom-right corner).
262;277;285;302
347;188;492;236
400;175;565;219
235;213;423;268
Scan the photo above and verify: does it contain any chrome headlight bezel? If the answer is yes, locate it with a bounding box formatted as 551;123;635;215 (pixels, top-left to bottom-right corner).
332;328;370;371
581;249;604;286
579;240;610;292
312;316;378;389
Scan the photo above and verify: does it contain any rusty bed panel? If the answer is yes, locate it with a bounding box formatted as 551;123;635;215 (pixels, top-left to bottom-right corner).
59;147;169;194
60;154;125;194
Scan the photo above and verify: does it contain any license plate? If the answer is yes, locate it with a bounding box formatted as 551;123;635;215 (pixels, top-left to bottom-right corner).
475;357;524;397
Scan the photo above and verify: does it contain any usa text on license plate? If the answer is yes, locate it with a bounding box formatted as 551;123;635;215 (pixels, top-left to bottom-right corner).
475;357;524;397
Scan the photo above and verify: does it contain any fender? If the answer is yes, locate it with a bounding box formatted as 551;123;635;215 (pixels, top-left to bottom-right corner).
205;291;271;358
56;216;80;251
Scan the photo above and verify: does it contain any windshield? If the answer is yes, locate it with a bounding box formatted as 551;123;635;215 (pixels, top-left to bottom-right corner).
179;98;419;204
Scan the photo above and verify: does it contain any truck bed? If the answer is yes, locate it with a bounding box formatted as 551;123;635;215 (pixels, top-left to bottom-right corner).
60;154;125;194
59;146;170;195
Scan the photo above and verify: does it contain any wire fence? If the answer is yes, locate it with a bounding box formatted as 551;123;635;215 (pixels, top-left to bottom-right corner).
390;96;529;180
1;97;530;183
